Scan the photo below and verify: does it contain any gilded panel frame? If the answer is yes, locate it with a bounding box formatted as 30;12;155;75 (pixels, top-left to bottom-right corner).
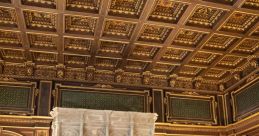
165;93;217;125
0;81;36;115
231;76;259;121
54;84;150;112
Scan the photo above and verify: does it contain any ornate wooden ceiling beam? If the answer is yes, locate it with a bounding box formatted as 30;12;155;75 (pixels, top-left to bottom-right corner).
13;0;31;61
118;0;157;69
56;0;65;64
88;0;111;66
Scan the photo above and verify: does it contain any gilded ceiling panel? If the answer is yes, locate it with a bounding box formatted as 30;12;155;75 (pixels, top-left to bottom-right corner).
178;66;203;76
204;68;227;79
148;0;188;23
64;54;89;66
23;10;57;31
0;6;17;27
131;44;159;59
95;57;121;69
217;55;244;68
98;40;127;57
21;0;56;9
186;5;226;28
0;0;258;91
203;34;239;51
64;36;93;53
65;15;97;35
190;52;219;65
203;0;235;5
27;33;58;49
66;0;101;13
138;24;172;43
103;19;136;39
0;29;22;47
220;12;258;33
109;0;146;18
161;48;191;62
152;63;176;73
232;39;259;54
242;0;259;9
32;51;58;64
125;60;149;71
0;49;25;61
172;29;207;47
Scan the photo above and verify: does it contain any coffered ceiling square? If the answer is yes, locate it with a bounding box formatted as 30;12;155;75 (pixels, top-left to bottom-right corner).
190;51;219;65
65;15;97;35
172;29;207;47
64;36;93;53
0;6;17;27
66;0;101;13
0;29;22;47
148;0;188;23
27;32;58;50
109;0;146;18
125;60;149;71
203;34;239;51
217;55;244;68
21;0;56;9
23;10;57;31
186;5;226;28
203;0;235;5
131;44;159;59
103;19;136;39
64;54;89;66
204;68;227;79
138;24;172;43
0;49;25;61
242;0;259;10
98;40;127;57
152;62;176;74
232;38;259;54
178;65;203;76
161;48;191;62
95;57;121;69
220;12;258;33
31;51;58;64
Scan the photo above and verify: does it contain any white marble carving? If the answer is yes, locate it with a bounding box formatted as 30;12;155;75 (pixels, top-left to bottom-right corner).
51;107;157;136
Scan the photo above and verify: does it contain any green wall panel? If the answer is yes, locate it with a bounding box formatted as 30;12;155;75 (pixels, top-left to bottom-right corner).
235;81;259;117
169;98;212;120
60;89;145;112
0;85;30;108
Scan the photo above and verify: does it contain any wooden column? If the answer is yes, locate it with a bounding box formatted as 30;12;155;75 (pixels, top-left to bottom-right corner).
152;89;164;122
37;81;52;116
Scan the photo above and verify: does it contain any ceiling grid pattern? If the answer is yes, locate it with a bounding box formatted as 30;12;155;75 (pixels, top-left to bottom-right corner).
0;0;258;90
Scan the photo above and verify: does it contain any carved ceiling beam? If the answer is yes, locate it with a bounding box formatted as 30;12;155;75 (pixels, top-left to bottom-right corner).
88;0;111;66
56;0;65;64
13;0;31;61
118;0;157;70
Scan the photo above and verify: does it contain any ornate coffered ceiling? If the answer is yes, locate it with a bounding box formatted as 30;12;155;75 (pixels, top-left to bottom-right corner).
0;0;258;92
